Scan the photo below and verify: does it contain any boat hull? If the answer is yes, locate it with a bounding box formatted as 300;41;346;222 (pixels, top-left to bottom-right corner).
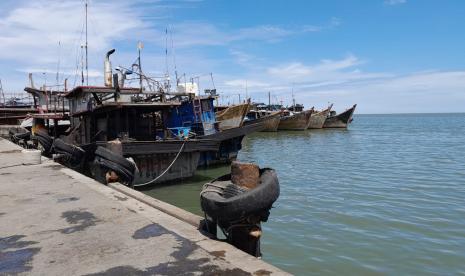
198;121;267;166
89;139;220;185
131;151;200;184
307;107;331;129
278;110;312;131
215;103;249;131
244;111;281;132
323;104;357;128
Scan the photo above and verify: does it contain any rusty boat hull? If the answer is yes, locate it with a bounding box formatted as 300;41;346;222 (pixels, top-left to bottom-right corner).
215;103;250;131
89;139;220;185
278;110;313;131
323;104;357;128
307;106;332;129
244;111;281;132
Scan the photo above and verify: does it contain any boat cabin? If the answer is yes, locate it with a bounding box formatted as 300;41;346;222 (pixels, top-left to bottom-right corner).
24;87;69;113
287;104;304;112
166;96;218;136
64;86;183;145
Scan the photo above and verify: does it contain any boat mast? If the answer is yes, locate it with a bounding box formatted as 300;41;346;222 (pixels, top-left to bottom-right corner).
245;80;248;102
291;83;295;111
165;27;169;92
268;91;271;109
0;79;4;105
169;27;179;88
85;0;88;86
138;41;143;92
80;45;84;85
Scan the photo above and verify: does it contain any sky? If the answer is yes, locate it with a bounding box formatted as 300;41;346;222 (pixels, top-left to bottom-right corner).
0;0;464;113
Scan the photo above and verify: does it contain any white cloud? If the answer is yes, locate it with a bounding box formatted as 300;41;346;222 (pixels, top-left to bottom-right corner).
0;1;145;61
147;17;341;48
224;79;269;88
215;53;465;113
0;0;340;92
266;55;372;82
0;0;154;89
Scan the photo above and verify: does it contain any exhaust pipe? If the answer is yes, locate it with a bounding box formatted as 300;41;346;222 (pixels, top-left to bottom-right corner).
104;49;116;87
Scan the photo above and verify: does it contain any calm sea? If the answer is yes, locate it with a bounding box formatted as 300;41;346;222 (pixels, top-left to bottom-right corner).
143;113;465;275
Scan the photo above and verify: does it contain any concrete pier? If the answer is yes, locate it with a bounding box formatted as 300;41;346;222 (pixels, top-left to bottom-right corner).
0;138;288;275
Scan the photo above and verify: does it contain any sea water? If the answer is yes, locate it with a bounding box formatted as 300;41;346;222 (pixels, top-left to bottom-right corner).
143;113;465;275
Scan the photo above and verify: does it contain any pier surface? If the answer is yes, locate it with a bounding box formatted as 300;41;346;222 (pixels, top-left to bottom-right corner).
0;138;287;275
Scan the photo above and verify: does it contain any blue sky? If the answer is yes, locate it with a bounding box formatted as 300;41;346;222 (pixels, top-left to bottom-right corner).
0;0;464;113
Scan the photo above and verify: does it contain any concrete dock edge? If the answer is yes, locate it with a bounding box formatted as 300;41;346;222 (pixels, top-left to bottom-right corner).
0;138;290;275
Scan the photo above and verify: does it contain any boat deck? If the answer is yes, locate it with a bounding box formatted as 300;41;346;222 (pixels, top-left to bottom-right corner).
0;138;287;275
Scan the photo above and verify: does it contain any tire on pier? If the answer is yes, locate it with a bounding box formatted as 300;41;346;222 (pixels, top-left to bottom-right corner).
200;168;280;224
52;138;85;167
94;146;136;184
34;129;53;154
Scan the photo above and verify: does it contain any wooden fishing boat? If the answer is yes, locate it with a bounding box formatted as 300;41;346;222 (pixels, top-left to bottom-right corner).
166;97;266;166
277;109;313;131
59;85;220;185
215;102;250;131
323;104;357;128
244;110;281;132
307;104;333;129
0;92;36;125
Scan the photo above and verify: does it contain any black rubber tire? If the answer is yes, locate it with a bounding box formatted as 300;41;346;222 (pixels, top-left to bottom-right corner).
14;132;31;141
8;130;17;142
36;137;52;152
34;129;53;153
94;146;135;173
95;157;134;183
53;138;85;164
200;168;280;224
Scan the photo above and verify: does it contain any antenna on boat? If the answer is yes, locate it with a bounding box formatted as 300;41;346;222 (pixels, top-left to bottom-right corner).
268;91;271;108
56;41;61;89
245;80;248;102
169;26;179;87
210;73;216;89
165;27;169;91
137;41;144;92
0;79;4;106
85;0;89;86
80;45;85;85
291;83;295;110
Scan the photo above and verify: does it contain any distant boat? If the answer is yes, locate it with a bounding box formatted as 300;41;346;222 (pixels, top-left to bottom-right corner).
0;91;36;125
278;108;313;131
307;104;333;129
215;102;250;131
323;104;357;128
244;110;281;132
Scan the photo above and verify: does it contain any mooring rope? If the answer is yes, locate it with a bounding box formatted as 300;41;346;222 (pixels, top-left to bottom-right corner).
132;140;186;187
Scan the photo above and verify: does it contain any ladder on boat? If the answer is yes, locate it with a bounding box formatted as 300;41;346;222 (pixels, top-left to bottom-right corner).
193;98;202;122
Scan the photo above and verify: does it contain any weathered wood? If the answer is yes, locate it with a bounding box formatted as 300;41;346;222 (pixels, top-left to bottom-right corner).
323;104;357;128
307;105;332;129
243;111;281;132
215;103;250;130
278;109;313;131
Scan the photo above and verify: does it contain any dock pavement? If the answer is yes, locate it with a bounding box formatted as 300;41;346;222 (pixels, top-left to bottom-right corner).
0;138;288;275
